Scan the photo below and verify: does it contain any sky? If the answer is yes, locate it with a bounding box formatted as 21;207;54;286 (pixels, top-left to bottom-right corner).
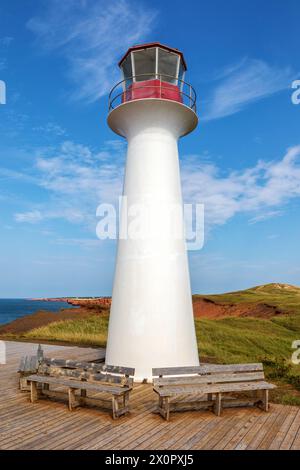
0;0;300;297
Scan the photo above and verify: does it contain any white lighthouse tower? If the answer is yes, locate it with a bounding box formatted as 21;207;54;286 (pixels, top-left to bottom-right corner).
106;43;199;381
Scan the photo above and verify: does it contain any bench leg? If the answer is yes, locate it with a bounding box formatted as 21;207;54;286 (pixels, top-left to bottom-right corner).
123;391;129;408
118;392;130;417
121;391;130;416
112;395;119;419
157;396;169;421
30;381;39;403
208;393;213;401
262;389;269;412
79;388;87;406
165;397;170;421
214;392;222;417
20;376;30;392
159;395;163;409
43;383;49;391
68;387;79;411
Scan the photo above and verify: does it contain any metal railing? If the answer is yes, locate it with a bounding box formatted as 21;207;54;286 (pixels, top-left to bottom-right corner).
108;74;197;113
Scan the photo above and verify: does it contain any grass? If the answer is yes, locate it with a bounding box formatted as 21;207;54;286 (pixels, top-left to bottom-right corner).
194;316;300;405
196;316;300;363
24;314;109;348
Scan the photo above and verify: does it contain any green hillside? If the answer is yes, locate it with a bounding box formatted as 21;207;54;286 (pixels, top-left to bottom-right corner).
194;283;300;315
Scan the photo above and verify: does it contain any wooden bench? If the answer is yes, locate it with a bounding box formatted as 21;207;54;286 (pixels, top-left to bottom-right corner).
153;363;276;420
26;358;135;419
18;344;44;391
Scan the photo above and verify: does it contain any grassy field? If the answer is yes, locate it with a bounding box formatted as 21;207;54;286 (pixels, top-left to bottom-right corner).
24;314;109;348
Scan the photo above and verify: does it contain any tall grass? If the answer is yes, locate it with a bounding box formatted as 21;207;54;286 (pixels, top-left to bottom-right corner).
24;315;109;348
195;316;300;363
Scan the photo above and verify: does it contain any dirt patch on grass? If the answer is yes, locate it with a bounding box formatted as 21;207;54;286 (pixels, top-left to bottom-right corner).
193;298;283;319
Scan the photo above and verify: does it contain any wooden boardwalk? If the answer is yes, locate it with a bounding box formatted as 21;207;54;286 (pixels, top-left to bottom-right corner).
0;341;300;450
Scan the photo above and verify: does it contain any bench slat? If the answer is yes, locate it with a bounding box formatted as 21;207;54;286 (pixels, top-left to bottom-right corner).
154;380;276;397
19;355;38;373
30;356;38;371
38;365;131;386
152;363;263;376
102;364;135;376
44;358;135;376
24;357;31;372
153;371;265;386
198;363;264;373
27;374;131;395
44;359;105;371
18;356;25;372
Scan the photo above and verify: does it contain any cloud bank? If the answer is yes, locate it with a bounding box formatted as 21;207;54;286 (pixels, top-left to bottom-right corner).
181;145;300;228
204;58;294;120
13;142;300;234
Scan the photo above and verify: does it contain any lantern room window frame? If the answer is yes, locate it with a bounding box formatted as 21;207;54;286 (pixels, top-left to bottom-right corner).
120;45;186;90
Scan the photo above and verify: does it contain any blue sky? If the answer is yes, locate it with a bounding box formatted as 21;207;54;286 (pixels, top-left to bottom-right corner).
0;0;300;297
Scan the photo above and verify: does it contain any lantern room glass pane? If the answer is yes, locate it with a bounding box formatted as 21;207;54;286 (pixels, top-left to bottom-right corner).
121;54;133;88
158;48;179;83
133;48;156;82
178;60;185;82
178;60;185;90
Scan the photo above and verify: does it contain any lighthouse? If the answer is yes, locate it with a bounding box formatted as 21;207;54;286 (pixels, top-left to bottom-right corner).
106;43;199;381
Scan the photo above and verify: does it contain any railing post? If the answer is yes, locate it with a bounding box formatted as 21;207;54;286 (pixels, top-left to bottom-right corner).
160;75;162;99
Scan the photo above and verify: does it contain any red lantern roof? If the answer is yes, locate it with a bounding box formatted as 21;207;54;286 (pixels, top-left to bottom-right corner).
118;42;187;71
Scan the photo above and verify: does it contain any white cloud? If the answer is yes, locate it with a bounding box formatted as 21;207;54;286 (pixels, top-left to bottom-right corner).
33;122;67;136
53;238;102;248
27;0;157;102
15;210;43;224
14;207;87;224
14;139;125;227
181;145;300;228
35;140;124;200
204;58;294;120
248;210;283;225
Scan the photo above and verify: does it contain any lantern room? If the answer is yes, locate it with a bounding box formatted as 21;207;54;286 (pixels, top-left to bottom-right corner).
109;42;196;111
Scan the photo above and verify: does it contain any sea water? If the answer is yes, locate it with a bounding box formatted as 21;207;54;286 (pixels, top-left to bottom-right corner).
0;299;75;325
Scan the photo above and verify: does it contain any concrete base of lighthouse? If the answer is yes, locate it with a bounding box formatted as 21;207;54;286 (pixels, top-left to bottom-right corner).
106;99;199;382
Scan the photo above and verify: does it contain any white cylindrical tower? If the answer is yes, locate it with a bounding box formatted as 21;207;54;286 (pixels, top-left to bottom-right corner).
106;43;199;381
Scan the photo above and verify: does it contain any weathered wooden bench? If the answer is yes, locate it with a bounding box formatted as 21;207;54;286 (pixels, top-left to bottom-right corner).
26;358;135;419
153;363;276;420
18;344;44;391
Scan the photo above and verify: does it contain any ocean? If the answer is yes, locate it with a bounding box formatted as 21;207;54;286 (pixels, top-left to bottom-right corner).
0;299;75;326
